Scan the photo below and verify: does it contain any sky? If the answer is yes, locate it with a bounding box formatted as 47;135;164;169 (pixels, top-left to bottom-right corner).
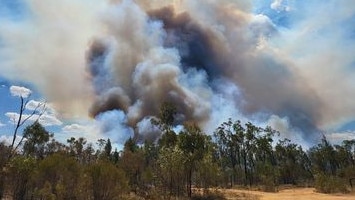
0;0;355;149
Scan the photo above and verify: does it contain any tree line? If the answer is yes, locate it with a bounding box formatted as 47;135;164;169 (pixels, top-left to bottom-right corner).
0;102;354;199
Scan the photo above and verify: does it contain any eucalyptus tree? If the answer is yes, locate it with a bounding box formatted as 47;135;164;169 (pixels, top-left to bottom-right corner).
178;123;207;197
213;119;244;186
22;121;52;159
66;137;87;163
120;138;144;193
309;136;339;175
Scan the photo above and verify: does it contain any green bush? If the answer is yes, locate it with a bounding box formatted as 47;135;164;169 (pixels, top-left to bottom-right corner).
314;173;349;193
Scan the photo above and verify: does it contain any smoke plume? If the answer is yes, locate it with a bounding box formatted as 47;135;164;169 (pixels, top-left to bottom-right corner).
1;0;354;144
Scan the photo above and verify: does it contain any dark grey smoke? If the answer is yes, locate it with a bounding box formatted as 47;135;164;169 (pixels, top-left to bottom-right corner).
86;1;324;142
88;40;131;117
148;6;220;78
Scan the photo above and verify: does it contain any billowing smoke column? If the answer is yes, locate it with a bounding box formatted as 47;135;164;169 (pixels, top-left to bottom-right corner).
87;0;321;142
87;1;212;141
1;0;354;145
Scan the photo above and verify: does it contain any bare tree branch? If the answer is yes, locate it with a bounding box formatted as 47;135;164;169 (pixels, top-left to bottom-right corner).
10;96;24;150
13;103;47;153
9;94;46;157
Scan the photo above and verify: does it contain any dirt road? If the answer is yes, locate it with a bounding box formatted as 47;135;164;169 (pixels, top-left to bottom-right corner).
222;188;355;200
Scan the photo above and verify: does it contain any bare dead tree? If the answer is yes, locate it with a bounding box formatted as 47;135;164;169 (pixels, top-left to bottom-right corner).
9;94;46;157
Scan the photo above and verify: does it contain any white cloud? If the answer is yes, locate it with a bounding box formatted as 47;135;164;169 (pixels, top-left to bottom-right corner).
250;14;277;40
0;121;5;127
0;135;28;148
5;112;62;127
6;96;62;127
270;0;290;11
10;85;32;98
0;135;14;145
25;100;59;117
327;131;355;143
39;114;62;126
62;123;89;133
5;112;24;123
25;100;45;111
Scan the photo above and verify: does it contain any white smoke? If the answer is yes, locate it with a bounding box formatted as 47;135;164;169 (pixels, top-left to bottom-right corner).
95;109;134;143
1;0;354;145
0;0;108;117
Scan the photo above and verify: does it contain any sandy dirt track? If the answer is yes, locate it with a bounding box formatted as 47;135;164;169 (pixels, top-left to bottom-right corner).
222;188;355;200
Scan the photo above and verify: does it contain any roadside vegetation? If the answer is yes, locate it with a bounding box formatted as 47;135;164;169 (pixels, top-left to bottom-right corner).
0;102;354;199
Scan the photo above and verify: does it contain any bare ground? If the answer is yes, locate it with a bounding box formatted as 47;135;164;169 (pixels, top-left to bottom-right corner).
220;188;355;200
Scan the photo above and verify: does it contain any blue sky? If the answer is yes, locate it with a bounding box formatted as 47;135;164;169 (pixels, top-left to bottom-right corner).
0;0;26;17
0;0;354;148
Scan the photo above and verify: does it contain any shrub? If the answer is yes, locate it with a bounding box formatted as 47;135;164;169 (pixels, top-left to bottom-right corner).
191;189;226;200
314;173;349;193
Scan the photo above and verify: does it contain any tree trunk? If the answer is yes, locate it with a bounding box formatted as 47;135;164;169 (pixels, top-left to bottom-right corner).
188;168;192;198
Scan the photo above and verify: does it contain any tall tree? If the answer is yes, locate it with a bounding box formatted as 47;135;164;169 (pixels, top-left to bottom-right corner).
158;146;185;196
121;138;144;193
178;123;206;197
214;119;243;187
23;121;51;159
66;137;87;162
104;138;112;159
254;126;277;191
309;136;339;175
151;102;177;134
